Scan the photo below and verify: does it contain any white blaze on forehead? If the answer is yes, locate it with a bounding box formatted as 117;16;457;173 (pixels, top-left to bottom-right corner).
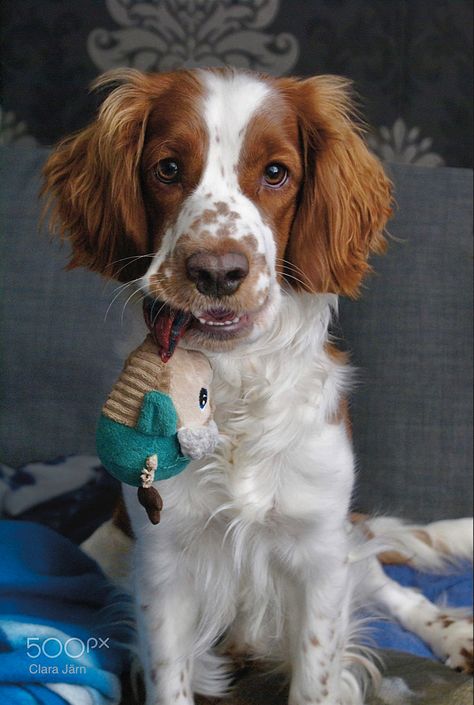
198;70;272;187
187;69;277;268
142;70;278;290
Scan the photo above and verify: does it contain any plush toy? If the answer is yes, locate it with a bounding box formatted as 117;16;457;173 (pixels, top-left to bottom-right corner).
96;322;218;524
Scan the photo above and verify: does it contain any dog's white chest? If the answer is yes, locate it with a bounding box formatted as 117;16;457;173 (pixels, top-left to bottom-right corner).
199;346;353;523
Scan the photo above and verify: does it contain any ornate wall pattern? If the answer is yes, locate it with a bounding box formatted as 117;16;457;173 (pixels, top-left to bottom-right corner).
1;0;472;167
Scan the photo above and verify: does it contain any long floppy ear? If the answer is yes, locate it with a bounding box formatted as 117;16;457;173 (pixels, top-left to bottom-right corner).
42;69;165;281
283;76;393;298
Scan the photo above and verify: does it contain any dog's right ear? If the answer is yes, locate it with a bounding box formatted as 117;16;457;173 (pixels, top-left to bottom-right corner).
42;69;168;281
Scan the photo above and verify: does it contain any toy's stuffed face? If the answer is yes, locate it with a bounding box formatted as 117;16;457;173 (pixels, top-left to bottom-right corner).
168;347;218;461
168;348;213;430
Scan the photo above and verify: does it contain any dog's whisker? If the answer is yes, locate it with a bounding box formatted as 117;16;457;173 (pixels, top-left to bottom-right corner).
101;255;156;294
108;278;141;297
103;279;143;323
104;252;156;271
111;254;157;280
275;257;315;291
275;268;316;294
106;274;167;314
275;256;314;283
120;286;147;325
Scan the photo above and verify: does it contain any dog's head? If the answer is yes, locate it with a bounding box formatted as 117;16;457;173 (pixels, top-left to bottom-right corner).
43;68;392;352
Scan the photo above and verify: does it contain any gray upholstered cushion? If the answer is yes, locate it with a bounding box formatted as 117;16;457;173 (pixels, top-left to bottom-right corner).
0;146;142;466
339;163;473;521
0;148;472;520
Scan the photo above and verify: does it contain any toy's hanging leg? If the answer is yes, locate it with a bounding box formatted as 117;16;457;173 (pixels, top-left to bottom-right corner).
137;454;163;525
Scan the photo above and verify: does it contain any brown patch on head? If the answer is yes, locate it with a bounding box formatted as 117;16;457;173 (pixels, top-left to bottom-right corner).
309;634;320;647
42;68;207;282
237;88;303;274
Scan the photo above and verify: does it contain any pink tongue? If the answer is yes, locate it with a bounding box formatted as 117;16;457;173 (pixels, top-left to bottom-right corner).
143;298;192;362
200;308;236;323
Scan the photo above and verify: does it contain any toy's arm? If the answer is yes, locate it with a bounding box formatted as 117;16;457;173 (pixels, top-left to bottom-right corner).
177;420;219;460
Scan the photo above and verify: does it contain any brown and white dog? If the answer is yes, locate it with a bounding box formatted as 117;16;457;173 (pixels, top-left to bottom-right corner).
43;68;473;705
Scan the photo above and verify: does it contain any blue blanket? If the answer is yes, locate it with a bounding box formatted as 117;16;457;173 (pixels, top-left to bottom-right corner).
1;523;472;705
0;521;130;705
369;562;473;659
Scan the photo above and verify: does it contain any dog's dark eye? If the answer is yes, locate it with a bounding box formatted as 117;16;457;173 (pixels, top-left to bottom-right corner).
199;388;208;409
153;158;180;184
263;163;288;188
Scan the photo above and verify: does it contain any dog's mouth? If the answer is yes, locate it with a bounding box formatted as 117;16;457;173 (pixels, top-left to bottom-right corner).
143;298;254;360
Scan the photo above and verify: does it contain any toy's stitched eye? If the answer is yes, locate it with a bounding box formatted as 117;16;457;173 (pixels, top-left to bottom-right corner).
199;388;208;409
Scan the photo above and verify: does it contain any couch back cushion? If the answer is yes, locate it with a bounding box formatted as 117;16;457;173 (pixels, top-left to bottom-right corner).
339;163;473;520
0;146;144;467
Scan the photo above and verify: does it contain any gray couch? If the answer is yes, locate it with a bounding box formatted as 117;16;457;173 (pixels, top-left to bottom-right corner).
0;147;473;703
1;146;472;522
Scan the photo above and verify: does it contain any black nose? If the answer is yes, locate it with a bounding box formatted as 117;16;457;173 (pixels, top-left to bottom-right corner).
186;251;249;298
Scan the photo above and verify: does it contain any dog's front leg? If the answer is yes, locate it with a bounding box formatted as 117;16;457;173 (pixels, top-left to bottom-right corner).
288;554;360;705
134;550;197;705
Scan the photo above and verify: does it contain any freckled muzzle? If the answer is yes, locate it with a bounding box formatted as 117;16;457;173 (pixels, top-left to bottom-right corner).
144;197;275;351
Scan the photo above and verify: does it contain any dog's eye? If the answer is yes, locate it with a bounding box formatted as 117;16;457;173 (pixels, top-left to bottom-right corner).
199;388;208;409
263;163;288;188
153;158;180;184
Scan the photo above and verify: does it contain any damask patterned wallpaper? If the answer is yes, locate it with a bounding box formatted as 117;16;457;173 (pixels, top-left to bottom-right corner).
1;0;472;168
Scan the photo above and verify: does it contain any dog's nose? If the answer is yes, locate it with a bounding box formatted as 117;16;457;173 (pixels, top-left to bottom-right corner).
186;251;249;298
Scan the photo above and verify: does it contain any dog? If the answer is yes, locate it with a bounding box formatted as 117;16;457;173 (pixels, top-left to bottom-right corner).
43;67;473;705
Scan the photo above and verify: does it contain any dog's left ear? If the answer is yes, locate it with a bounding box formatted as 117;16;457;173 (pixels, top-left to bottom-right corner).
281;76;393;298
